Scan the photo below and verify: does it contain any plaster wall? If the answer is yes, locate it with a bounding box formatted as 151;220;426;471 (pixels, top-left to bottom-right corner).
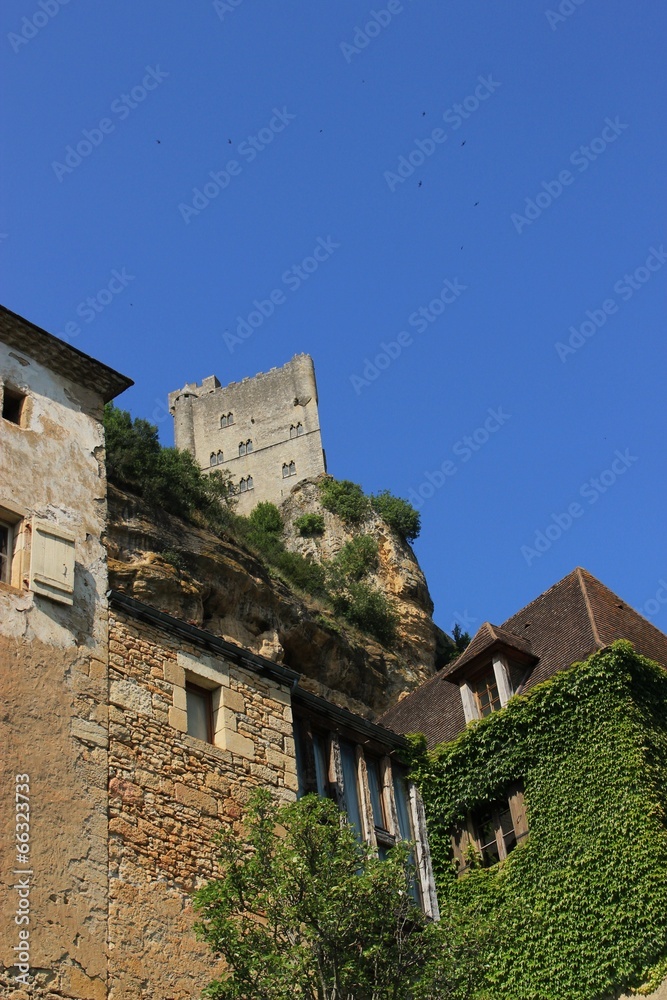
0;341;111;998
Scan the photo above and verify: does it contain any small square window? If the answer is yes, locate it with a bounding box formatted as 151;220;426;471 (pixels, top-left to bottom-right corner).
2;387;26;426
186;682;213;743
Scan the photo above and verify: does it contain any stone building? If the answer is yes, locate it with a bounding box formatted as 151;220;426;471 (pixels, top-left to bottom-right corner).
0;305;132;998
168;354;326;513
0;307;436;998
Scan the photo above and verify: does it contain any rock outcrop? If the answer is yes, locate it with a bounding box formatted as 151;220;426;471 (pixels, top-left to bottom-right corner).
106;481;451;718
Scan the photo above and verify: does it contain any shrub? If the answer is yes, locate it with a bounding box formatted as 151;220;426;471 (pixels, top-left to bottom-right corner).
331;535;378;582
371;490;421;542
248;502;283;535
333;581;398;646
319;478;370;524
294;512;325;537
104;404;235;529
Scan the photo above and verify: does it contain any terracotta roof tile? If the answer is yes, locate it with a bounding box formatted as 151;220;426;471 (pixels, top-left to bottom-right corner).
380;567;667;748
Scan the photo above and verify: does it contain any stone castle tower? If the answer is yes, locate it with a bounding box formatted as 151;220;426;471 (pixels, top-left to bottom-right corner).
168;354;326;513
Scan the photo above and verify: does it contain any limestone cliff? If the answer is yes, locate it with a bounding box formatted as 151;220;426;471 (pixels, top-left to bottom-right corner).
106;482;451;718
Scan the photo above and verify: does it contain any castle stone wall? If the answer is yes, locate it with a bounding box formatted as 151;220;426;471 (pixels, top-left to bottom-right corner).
169;354;326;513
107;608;298;1000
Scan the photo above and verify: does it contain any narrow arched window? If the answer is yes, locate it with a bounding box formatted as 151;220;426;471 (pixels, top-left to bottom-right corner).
228;412;234;425
289;461;296;476
296;422;304;436
239;478;247;493
217;450;224;463
282;464;289;479
239;442;246;457
290;424;296;439
220;414;227;428
246;439;253;454
210;452;217;466
247;475;254;490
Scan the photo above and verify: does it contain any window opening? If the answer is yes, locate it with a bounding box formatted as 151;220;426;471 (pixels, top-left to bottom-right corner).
2;387;26;426
472;669;501;717
186;683;213;743
0;522;13;584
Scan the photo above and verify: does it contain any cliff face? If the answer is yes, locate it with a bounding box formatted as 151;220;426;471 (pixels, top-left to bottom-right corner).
106;482;448;718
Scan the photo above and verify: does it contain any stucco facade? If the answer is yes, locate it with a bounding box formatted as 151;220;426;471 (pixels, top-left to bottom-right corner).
168;354;326;513
0;307;132;998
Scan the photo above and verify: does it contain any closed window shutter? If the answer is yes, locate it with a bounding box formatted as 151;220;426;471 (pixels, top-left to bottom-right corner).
30;519;75;605
508;782;529;841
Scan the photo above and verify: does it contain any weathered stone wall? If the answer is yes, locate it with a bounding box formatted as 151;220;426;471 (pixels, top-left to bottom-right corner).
0;341;111;998
107;607;298;1000
169;354;326;513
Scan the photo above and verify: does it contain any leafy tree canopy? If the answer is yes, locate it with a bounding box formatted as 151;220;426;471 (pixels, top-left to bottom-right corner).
194;790;488;1000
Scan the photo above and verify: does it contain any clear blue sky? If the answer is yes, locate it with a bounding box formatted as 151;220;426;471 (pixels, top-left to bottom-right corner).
2;0;665;637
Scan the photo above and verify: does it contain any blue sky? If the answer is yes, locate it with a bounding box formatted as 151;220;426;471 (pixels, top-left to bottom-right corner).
2;0;665;637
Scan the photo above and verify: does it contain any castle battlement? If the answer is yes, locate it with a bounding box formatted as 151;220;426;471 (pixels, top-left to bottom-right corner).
169;354;326;512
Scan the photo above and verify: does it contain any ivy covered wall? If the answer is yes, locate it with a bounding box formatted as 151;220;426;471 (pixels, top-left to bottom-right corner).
411;642;667;1000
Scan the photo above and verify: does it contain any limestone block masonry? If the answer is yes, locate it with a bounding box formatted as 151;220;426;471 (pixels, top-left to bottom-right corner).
107;606;299;999
168;354;326;513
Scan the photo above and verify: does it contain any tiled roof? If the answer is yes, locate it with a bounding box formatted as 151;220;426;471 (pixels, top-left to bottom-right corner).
443;621;536;678
0;304;133;402
380;568;667;748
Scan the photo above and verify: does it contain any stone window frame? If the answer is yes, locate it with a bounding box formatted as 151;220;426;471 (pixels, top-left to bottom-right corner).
294;717;439;919
168;651;255;760
460;653;514;724
0;500;29;591
220;412;234;428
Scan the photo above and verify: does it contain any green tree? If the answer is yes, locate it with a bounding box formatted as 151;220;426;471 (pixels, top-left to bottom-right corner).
319;478;370;525
294;513;325;537
371;491;421;543
194;790;481;1000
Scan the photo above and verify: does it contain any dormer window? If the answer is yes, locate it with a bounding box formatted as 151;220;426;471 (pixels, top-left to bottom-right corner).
471;668;501;718
445;623;538;726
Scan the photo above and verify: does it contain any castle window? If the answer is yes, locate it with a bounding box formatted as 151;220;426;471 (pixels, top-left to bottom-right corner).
246;439;253;454
239;478;247;493
220;414;227;428
210;452;217;467
186;682;214;744
282;464;289;479
220;412;233;428
290;424;296;439
217;450;224;464
246;475;254;490
289;461;296;476
2;386;27;427
228;412;234;425
239;442;246;457
296;422;304;436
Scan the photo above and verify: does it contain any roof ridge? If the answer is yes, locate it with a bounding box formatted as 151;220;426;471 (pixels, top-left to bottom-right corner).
576;567;603;648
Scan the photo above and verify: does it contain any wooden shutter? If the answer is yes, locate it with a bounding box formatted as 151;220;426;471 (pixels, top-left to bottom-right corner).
29;519;75;605
451;817;475;873
508;782;529;842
